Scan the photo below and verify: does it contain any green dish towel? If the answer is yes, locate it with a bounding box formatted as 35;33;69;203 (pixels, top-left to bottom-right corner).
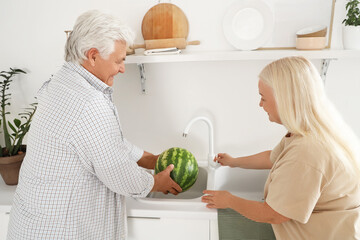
218;208;276;240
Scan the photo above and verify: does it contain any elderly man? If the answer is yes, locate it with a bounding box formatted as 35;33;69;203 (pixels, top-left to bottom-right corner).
7;10;181;239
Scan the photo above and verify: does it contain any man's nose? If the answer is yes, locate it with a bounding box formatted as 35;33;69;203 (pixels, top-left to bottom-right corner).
119;63;125;73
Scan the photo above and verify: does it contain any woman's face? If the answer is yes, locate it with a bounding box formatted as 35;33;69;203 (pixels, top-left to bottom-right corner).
258;79;282;124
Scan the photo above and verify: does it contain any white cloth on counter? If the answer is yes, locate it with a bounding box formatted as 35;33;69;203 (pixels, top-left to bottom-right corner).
144;47;181;55
7;62;154;240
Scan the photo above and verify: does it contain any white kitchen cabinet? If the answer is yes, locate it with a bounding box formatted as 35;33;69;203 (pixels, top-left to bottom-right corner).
0;210;10;240
0;178;15;240
0;210;211;240
127;217;209;240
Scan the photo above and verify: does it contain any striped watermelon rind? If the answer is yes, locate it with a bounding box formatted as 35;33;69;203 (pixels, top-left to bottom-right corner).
155;147;198;192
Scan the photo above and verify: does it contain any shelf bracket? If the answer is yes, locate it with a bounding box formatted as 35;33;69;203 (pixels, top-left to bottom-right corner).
320;59;333;84
137;63;146;94
135;58;335;92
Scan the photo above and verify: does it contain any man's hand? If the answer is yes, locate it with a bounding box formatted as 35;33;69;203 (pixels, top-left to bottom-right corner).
151;164;182;195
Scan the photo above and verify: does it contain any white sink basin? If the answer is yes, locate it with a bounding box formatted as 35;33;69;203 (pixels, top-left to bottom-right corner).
213;166;269;201
146;166;207;200
136;162;269;204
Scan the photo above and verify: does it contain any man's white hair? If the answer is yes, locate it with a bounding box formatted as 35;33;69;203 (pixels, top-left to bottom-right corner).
65;10;134;64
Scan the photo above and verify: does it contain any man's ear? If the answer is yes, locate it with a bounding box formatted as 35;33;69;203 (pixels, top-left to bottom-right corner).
86;48;99;67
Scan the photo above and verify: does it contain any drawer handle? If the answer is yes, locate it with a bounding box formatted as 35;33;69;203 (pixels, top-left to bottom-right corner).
127;216;160;220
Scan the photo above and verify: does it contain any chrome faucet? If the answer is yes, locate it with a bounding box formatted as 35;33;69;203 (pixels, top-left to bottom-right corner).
183;116;219;168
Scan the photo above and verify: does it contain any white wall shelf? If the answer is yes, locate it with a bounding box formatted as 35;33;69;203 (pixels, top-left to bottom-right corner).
125;49;360;94
125;49;360;64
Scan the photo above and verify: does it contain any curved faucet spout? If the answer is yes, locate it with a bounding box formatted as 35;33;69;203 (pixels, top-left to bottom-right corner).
183;117;218;168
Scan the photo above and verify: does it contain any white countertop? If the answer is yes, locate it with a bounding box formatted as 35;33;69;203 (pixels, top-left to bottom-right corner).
0;177;217;220
1;177;265;223
126;197;217;220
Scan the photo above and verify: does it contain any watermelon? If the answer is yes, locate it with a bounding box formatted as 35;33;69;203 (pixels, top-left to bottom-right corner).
155;147;199;192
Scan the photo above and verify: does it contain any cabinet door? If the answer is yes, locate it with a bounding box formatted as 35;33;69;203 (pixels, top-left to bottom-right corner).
0;211;10;240
127;217;209;240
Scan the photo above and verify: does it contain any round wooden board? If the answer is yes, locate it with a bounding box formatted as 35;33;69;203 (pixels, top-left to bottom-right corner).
141;3;189;40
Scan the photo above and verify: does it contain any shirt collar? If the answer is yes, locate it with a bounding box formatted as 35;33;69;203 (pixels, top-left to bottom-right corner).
64;62;113;95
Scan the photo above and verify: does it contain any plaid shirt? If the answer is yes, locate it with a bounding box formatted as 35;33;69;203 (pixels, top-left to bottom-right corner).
7;62;154;240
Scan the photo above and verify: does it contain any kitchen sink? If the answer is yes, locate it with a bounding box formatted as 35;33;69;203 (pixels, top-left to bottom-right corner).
136;162;269;204
146;166;207;200
136;162;208;203
213;166;269;201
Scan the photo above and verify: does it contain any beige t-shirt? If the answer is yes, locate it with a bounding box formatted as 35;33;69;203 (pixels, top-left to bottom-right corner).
264;134;360;240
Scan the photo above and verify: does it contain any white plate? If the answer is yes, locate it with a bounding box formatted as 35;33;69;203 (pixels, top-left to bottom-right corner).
223;0;274;50
296;25;327;35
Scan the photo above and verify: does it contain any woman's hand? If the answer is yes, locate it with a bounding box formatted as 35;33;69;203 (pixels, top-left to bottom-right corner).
201;190;233;209
214;153;236;167
202;190;290;224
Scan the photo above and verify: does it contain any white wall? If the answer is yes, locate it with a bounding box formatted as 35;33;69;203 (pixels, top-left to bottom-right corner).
0;0;359;189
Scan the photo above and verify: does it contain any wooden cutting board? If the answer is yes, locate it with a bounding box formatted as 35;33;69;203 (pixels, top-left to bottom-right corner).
141;3;189;40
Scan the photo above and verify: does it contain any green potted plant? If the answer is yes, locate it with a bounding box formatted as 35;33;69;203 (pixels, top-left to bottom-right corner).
0;68;37;185
342;0;360;49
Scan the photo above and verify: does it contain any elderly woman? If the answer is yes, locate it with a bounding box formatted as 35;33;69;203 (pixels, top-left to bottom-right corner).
202;56;360;239
7;10;181;240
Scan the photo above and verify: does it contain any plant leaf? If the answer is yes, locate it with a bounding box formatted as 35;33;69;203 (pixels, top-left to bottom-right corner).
14;118;21;128
8;121;17;133
9;135;14;141
14;69;26;74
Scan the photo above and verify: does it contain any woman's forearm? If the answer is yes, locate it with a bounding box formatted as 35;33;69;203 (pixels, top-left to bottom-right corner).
202;190;290;224
234;150;272;169
228;195;289;224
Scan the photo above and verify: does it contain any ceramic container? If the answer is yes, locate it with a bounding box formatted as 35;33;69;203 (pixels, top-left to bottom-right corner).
296;37;326;50
343;26;360;50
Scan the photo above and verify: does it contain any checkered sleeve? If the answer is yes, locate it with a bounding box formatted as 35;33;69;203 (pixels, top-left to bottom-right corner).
123;138;144;162
71;97;154;198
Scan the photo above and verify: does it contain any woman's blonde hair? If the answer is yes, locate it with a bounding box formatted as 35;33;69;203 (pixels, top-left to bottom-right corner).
259;56;360;176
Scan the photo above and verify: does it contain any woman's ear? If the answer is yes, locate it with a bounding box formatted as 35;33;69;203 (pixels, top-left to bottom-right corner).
86;48;99;67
